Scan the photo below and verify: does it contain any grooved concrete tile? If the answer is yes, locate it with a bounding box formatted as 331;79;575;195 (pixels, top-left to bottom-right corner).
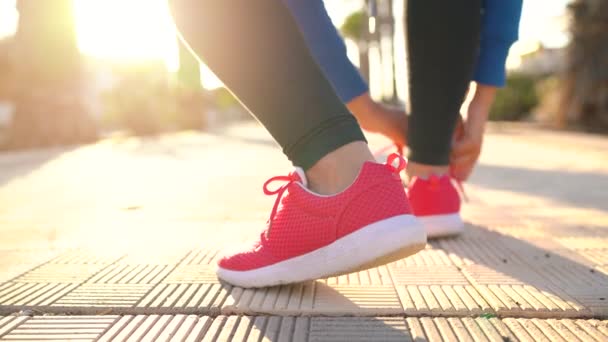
52;284;153;308
98;315;308;342
309;317;411;341
12;264;108;283
322;267;393;286
162;265;219;284
389;260;491;316
579;249;608;266
181;249;220;265
0;315;117;341
4;315;608;342
461;263;594;317
407;317;518;341
395;285;491;316
137;283;231;312
0;282;79;306
390;265;470;285
119;250;188;265
97;315;204;341
415;317;486;341
503;318;608;341
48;250;124;265
438;230;529;267
0;316;29;338
390;246;456;267
557;238;608;250
0;250;59;283
312;283;402;315
224;282;315;315
88;264;174;284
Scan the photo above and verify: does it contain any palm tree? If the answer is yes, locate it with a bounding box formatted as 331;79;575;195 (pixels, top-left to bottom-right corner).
341;10;370;83
7;0;96;149
559;0;608;131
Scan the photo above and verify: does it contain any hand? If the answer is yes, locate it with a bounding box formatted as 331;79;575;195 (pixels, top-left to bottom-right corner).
347;93;408;149
450;83;496;181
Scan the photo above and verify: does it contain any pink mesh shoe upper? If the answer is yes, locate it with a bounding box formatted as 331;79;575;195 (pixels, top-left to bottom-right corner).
407;175;461;217
218;154;413;271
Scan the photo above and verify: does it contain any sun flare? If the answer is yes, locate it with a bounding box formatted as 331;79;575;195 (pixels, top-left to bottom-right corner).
73;0;179;70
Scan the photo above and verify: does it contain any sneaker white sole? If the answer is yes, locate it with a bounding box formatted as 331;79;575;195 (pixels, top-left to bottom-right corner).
217;214;426;288
418;213;464;239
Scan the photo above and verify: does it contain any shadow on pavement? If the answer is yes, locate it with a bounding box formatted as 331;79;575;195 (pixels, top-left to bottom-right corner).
235;222;606;340
471;163;608;213
0;146;73;188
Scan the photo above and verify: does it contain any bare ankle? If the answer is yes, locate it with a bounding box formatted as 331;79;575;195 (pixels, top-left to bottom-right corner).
406;162;449;180
305;141;375;195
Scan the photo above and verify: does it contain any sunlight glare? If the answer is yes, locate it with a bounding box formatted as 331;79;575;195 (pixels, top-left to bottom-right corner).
73;0;179;71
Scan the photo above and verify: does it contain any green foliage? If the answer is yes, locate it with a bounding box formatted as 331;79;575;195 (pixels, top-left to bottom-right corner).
340;10;366;42
101;63;171;135
490;73;539;121
212;88;239;111
177;40;202;92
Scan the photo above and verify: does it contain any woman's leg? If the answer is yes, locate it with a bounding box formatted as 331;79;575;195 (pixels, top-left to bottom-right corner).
172;1;372;165
406;0;482;175
405;0;482;239
170;0;377;194
169;0;426;287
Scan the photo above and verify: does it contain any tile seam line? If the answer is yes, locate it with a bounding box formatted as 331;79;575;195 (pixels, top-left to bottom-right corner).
0;307;606;320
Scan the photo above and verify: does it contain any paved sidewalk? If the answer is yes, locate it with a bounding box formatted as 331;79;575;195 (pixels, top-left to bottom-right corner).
0;122;607;341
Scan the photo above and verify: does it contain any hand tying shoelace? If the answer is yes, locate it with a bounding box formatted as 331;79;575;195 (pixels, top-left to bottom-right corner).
374;143;468;202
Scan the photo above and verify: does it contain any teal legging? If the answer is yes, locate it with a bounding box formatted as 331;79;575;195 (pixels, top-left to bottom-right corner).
170;0;366;170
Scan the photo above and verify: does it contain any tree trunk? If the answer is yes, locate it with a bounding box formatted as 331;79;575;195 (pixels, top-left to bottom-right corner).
358;42;371;83
6;0;96;149
559;0;608;132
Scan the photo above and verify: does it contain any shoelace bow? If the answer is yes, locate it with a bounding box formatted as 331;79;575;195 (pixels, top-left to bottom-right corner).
262;172;300;236
375;143;468;202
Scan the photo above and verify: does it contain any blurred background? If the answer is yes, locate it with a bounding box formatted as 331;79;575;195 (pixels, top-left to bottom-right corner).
0;0;606;150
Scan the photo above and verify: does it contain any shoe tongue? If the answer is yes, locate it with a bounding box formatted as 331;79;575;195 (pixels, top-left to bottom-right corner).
293;167;308;188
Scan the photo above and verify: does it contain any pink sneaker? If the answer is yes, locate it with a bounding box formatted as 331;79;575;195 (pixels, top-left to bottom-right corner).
217;154;426;288
407;175;465;238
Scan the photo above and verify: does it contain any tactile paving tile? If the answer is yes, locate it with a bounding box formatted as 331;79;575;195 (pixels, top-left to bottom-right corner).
462;263;593;317
0;316;29;339
2;315;608;342
0;315;117;341
97;315;209;342
437;228;530;268
557;238;608;250
52;284;154;308
47;250;124;265
98;315;308;342
137;283;231;313
118;250;189;265
0;282;79;307
312;283;403;315
162;265;219;284
87;264;174;284
310;317;411;341
224;282;315;315
11;263;108;283
322;266;393;286
389;246;456;267
180;248;221;265
579;249;608;266
389;265;491;316
0;250;59;283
